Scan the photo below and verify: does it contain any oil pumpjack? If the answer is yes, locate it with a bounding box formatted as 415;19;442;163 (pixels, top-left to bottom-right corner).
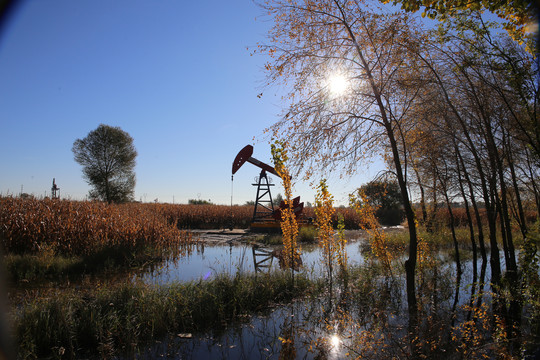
232;145;304;231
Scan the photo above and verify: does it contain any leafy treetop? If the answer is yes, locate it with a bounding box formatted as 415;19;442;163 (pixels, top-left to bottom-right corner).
383;0;538;52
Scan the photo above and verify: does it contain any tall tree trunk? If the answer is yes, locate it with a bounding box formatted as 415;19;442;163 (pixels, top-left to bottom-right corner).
506;140;527;237
456;148;487;263
105;178;111;204
442;184;462;276
413;166;428;225
336;7;419;353
455;148;478;281
496;158;517;272
484;173;502;286
525;148;540;218
427;172;438;233
495;192;511;270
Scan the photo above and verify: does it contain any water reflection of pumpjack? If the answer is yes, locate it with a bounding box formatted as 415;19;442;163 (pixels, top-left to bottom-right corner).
252;245;303;273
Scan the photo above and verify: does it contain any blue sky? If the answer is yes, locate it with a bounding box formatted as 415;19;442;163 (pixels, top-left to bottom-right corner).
0;0;386;206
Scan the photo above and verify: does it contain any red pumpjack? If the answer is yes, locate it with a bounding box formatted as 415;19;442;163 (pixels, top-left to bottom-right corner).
232;145;304;231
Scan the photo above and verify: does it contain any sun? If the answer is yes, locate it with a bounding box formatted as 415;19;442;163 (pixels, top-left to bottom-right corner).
330;334;341;348
327;73;348;96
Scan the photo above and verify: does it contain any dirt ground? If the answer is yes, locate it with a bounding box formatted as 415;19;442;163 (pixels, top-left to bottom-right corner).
191;226;407;245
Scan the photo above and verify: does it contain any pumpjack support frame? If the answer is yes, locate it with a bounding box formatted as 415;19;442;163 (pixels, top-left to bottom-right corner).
252;169;275;223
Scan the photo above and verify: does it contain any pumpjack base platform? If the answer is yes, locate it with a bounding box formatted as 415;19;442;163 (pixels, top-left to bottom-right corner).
249;221;281;232
249;219;313;233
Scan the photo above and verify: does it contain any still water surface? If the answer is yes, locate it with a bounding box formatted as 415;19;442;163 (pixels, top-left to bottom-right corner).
140;240;367;284
129;236;495;359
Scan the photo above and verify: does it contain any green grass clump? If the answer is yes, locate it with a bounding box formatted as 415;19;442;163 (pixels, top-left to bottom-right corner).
298;225;318;243
253;226;318;246
383;226;486;251
4;253;80;283
14;271;317;359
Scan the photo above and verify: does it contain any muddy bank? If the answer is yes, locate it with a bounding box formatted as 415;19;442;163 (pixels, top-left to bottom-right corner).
191;226;406;245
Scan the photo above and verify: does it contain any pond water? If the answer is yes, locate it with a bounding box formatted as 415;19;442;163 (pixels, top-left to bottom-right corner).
136;233;500;317
138;299;353;360
139;239;368;285
138;233;496;298
129;235;504;359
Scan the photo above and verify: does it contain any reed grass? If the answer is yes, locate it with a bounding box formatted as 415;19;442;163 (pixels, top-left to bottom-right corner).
14;271;318;359
382;226;488;251
0;197;195;256
4;243;178;283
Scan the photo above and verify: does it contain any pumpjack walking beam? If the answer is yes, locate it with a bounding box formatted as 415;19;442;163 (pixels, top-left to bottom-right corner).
232;145;280;178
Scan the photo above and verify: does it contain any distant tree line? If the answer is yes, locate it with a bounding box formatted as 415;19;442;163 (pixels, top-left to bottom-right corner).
188;199;213;205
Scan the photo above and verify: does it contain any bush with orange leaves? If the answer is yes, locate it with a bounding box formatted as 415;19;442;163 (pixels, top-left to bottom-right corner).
271;140;301;271
303;206;365;230
0;197;194;256
349;189;393;274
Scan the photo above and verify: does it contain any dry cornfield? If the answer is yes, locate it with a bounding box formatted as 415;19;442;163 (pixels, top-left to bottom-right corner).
158;203;253;229
0;197;194;256
0;197;371;257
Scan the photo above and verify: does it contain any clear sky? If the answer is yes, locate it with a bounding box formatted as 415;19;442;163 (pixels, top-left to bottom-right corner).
0;0;387;206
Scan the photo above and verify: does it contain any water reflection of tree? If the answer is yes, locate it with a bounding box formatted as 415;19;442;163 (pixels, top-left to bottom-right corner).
278;313;297;360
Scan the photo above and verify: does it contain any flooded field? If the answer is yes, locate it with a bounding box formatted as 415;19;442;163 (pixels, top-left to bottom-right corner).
138;299;353;360
9;227;518;359
141;232;367;284
127;230;497;359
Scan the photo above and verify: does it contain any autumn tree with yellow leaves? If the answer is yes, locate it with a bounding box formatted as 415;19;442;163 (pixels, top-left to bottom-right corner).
259;0;425;346
259;0;539;356
383;0;538;52
349;189;394;275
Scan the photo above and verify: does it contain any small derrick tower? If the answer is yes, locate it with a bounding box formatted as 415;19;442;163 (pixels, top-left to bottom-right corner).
51;178;60;199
